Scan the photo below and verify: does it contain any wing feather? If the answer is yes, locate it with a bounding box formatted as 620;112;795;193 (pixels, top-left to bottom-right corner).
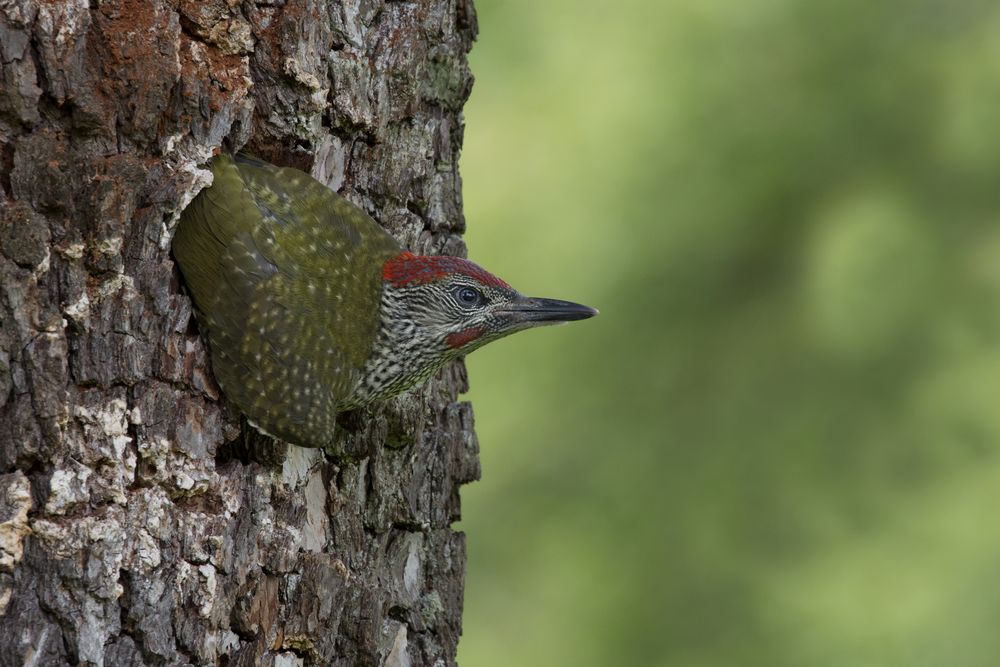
173;154;401;447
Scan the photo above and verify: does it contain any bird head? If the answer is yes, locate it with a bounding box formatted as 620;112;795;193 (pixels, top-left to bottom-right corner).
351;251;598;405
381;251;598;355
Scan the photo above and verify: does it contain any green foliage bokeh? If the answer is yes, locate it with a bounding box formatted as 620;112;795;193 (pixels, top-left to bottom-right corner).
457;1;1000;665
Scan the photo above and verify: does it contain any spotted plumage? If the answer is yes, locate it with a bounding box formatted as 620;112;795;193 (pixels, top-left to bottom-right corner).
173;154;597;448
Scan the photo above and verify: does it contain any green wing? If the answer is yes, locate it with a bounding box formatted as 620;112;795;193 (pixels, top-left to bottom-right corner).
173;154;400;447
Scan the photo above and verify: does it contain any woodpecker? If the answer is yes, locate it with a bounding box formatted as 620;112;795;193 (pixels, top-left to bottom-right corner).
173;154;597;448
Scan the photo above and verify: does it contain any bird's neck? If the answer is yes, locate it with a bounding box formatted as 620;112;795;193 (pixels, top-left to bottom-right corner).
345;284;454;408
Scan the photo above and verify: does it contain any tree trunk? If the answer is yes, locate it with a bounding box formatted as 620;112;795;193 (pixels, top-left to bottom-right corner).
0;1;480;665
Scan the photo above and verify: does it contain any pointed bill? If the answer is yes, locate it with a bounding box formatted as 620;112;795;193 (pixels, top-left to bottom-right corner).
497;296;599;324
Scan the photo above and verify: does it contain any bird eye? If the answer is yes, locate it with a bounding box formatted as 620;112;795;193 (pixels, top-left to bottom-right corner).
454;286;483;306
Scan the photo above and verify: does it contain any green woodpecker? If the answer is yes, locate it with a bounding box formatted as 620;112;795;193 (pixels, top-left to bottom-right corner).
173;154;597;448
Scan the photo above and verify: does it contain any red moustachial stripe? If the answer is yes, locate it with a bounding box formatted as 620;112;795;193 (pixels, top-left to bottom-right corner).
446;326;486;349
382;251;511;289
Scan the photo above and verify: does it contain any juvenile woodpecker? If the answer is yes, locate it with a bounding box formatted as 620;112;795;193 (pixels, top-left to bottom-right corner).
173;154;597;448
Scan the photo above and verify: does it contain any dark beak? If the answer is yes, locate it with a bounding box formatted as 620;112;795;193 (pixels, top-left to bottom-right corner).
500;296;599;324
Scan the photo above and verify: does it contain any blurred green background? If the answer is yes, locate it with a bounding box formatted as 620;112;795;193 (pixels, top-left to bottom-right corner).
455;1;1000;666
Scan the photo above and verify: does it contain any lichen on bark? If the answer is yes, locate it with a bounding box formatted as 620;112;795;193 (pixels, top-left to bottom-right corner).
0;1;480;665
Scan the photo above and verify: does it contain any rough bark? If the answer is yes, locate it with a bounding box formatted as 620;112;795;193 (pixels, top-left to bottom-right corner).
0;1;480;665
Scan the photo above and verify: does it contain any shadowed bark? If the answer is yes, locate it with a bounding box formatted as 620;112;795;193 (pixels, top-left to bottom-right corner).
0;1;480;665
